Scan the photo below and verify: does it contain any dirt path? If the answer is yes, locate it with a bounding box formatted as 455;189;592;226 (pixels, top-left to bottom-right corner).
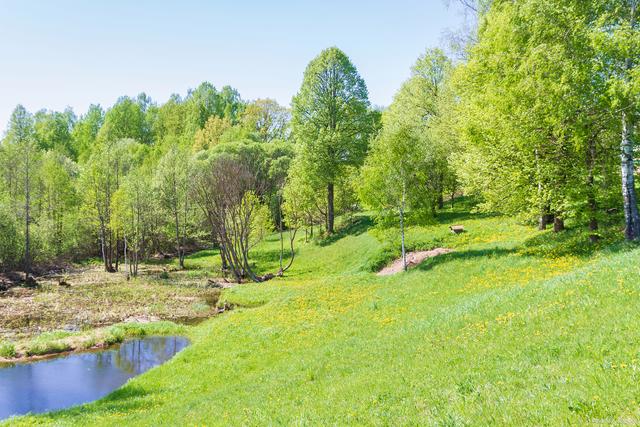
377;248;454;276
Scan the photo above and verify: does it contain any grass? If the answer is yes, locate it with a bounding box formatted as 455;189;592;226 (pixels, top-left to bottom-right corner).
0;322;187;362
6;200;640;425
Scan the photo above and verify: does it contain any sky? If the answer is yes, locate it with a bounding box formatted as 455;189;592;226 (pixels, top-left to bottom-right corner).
0;0;464;132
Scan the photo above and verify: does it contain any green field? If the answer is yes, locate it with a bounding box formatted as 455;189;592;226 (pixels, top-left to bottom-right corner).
9;202;640;426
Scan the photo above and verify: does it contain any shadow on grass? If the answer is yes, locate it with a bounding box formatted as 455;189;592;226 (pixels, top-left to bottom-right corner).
519;227;636;258
415;247;515;272
250;248;297;266
40;385;156;421
432;196;498;224
185;249;218;260
317;216;374;247
436;209;498;225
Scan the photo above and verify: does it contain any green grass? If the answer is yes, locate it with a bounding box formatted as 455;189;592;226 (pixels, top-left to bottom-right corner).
7;201;640;425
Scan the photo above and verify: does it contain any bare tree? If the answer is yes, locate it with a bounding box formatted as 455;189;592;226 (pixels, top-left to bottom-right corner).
193;155;267;282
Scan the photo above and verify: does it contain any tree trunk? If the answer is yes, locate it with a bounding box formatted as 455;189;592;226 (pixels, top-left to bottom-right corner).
174;207;183;269
327;182;334;234
553;217;565;233
282;228;298;274
539;211;554;231
587;137;599;243
621;1;640;240
621;110;640;240
24;158;31;279
115;236;120;272
278;194;284;275
124;236;130;280
400;182;407;272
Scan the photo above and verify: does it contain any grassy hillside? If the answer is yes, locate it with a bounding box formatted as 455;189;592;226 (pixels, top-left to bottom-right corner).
9;202;640;426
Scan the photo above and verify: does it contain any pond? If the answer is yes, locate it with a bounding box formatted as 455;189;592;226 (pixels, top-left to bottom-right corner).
0;335;189;421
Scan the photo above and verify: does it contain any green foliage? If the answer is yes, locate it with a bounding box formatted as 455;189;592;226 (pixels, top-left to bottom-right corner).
452;0;623;233
292;47;371;186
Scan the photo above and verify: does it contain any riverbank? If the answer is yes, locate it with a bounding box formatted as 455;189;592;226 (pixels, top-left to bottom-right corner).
0;260;224;361
6;203;640;425
0;321;187;363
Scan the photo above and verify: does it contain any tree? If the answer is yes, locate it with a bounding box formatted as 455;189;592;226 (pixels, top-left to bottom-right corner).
453;0;621;238
79;139;141;272
39;152;78;258
385;48;456;214
193;116;233;150
154;146;193;268
3;106;39;278
359;126;425;272
33;108;76;158
592;0;640;240
112;168;154;277
192;154;269;282
98;97;149;144
72;104;104;162
291;47;372;234
241;99;290;143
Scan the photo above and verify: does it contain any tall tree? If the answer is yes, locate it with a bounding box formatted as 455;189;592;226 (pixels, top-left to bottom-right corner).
33;108;76;158
98;96;149;144
72;104;104;162
593;0;640;240
112;168;154;277
359;127;423;272
291;47;372;233
79;139;141;272
154;146;193;268
4;106;39;278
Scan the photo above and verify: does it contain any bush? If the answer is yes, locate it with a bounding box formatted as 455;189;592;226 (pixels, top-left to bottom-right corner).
0;341;16;358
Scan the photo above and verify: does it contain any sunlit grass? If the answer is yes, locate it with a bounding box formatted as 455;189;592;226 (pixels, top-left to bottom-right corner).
8;203;640;425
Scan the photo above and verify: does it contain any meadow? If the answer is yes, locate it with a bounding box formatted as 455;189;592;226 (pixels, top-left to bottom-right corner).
5;200;640;425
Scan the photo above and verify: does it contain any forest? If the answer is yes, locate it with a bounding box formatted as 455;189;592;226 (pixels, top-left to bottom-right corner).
2;0;640;425
0;0;637;283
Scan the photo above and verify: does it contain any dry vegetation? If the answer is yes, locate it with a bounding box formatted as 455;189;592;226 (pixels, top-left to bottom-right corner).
0;263;220;343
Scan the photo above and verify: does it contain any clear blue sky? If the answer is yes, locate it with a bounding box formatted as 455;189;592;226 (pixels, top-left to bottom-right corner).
0;0;464;131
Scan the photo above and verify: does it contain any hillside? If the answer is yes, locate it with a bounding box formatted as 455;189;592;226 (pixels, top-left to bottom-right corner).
10;202;640;426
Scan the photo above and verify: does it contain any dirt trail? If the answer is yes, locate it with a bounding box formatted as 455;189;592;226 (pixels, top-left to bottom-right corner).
377;248;454;276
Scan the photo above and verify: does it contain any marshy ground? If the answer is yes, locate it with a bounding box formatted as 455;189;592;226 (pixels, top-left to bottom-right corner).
0;262;221;359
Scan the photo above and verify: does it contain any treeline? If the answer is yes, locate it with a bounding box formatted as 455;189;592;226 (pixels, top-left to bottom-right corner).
0;83;294;280
452;0;639;241
1;0;639;280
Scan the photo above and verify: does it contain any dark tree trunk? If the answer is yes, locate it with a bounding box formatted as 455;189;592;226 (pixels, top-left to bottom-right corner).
174;208;184;269
278;194;284;274
327;182;334;234
587;137;599;243
553;217;565;233
115;236;120;272
24;163;31;279
538;204;554;231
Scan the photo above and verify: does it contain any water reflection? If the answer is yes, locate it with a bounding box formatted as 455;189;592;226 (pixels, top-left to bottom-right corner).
0;336;189;421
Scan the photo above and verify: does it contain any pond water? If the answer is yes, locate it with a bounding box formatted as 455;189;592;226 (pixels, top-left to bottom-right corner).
0;335;189;421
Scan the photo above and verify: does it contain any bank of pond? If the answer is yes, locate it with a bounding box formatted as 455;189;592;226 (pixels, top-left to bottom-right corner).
0;335;189;421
